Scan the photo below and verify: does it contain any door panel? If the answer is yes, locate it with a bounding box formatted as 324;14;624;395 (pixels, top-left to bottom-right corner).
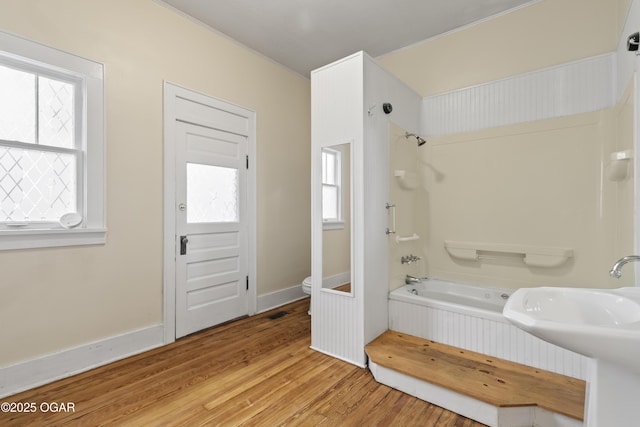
175;121;248;338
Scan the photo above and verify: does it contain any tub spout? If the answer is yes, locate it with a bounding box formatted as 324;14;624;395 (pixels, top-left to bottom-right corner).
609;255;640;278
405;275;420;285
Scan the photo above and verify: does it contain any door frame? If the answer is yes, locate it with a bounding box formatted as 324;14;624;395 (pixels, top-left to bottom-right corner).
163;81;257;344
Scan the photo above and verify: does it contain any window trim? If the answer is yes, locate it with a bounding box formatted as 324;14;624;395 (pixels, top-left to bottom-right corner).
0;31;105;250
321;146;344;230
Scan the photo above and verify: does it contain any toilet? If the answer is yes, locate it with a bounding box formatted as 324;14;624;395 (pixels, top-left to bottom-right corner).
302;276;312;314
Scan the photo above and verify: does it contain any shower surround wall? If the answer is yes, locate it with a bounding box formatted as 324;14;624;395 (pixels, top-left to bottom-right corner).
379;0;637;292
387;53;635;292
388;123;428;283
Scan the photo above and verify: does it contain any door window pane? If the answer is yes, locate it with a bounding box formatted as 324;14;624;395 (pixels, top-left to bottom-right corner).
187;163;239;223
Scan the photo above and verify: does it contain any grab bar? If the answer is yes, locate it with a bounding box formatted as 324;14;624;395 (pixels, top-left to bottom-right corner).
386;203;396;235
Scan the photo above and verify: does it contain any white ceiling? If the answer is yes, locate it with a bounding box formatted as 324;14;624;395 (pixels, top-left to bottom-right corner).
159;0;538;77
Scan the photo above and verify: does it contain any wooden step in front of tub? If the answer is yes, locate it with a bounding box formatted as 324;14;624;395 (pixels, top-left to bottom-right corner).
365;330;585;421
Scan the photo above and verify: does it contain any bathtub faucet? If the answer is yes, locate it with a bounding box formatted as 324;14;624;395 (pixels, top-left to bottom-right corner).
405;275;421;284
401;254;422;265
609;255;640;278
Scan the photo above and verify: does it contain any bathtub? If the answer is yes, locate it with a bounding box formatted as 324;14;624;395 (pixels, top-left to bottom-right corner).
388;278;587;380
392;279;510;318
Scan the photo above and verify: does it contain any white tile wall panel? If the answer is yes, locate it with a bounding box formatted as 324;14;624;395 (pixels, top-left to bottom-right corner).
422;53;615;137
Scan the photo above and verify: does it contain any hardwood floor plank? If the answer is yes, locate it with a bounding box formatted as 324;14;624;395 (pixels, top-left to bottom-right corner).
195;354;345;426
3;299;485;426
369;391;415;426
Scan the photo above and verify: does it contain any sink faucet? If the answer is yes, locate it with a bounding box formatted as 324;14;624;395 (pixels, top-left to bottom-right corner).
401;254;422;265
609;255;640;278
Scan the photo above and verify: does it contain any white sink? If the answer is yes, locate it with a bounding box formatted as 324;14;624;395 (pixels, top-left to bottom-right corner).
503;286;640;373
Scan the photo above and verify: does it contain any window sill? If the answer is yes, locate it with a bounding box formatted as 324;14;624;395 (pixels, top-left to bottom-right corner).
0;228;107;251
323;221;345;231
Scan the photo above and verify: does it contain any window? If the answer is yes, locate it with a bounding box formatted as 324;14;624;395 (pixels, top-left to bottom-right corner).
0;31;105;250
321;147;343;228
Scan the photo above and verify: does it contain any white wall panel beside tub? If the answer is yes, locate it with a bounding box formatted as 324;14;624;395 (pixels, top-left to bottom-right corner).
388;284;588;380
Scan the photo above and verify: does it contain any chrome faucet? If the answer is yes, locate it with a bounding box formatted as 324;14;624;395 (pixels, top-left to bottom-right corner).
609;255;640;278
405;274;421;284
401;254;422;265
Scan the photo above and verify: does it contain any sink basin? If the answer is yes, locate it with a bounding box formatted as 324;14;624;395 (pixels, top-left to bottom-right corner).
503;287;640;372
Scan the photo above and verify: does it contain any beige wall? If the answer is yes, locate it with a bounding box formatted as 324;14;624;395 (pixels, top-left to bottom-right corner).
378;0;621;97
618;0;633;34
0;0;310;366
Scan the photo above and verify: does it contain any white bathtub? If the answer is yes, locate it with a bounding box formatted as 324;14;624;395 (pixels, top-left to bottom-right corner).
391;279;510;318
388;278;587;380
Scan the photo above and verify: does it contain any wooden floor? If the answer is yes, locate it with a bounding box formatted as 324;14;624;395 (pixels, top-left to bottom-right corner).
366;331;585;421
3;298;485;426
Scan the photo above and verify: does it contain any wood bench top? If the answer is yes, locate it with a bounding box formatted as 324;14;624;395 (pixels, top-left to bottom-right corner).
365;330;585;420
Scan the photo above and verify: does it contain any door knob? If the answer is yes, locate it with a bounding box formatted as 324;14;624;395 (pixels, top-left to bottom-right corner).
178;203;186;211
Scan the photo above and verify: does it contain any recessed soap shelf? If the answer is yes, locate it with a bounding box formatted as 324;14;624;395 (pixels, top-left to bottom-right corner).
444;240;573;268
607;149;633;182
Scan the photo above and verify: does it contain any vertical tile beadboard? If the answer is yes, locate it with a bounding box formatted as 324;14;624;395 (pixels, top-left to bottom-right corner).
422;53;615;137
389;300;588;380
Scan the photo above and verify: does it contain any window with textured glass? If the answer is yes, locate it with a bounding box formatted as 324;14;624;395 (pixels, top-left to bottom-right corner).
0;61;82;228
0;31;105;250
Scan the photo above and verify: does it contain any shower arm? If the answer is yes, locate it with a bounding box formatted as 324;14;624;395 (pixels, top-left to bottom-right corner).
404;132;427;146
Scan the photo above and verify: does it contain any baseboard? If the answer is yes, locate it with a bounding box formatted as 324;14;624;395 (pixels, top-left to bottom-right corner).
310;345;367;369
255;274;348;314
2;286;312;398
322;271;350;289
0;324;164;399
257;283;308;313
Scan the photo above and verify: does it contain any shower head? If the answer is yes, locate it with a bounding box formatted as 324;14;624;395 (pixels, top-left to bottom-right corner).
405;132;427;147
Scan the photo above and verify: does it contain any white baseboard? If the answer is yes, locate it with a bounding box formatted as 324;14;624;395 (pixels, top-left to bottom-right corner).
1;284;316;399
257;283;308;313
310;345;367;369
256;274;348;314
0;324;164;399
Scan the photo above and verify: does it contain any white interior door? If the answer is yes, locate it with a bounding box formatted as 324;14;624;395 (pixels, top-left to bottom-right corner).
175;121;248;338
